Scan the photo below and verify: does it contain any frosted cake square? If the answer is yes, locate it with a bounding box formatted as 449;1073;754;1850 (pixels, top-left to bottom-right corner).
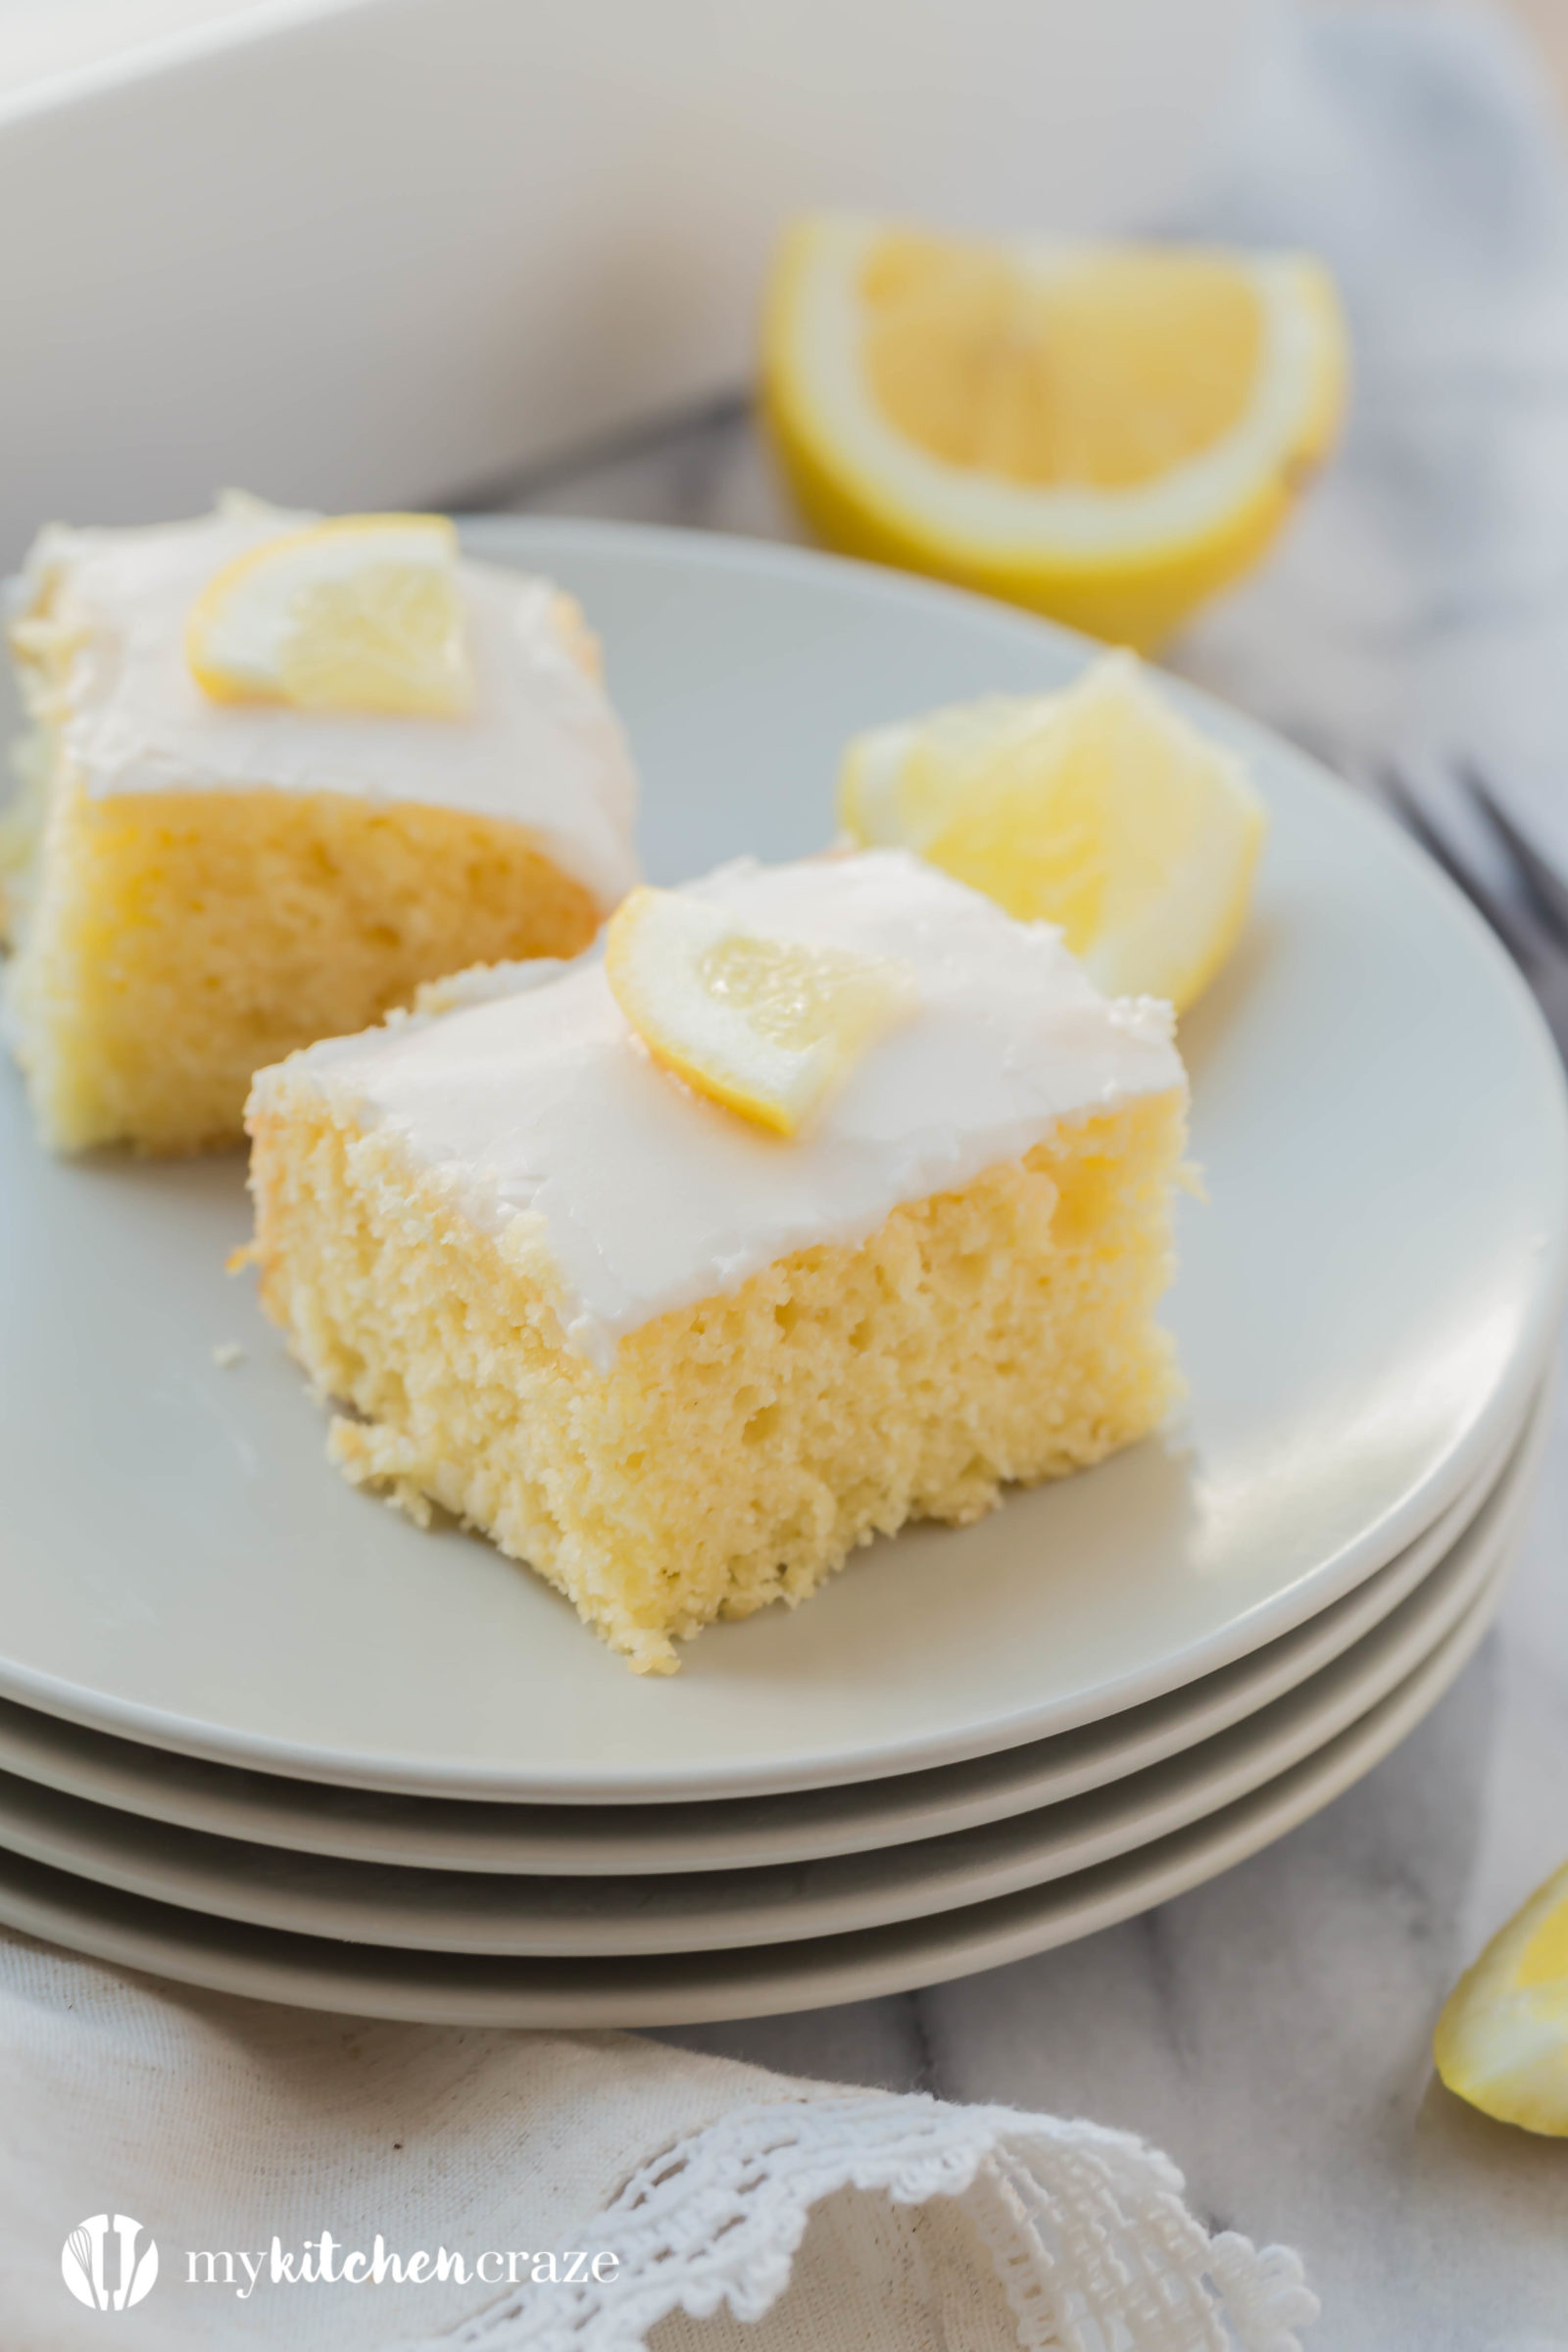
246;850;1188;1673
0;499;638;1154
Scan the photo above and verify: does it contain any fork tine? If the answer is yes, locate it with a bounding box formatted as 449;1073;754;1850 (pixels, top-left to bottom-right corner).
1458;760;1568;950
1380;764;1544;973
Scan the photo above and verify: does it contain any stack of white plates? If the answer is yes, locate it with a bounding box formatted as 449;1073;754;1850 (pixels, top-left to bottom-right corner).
2;524;1563;2027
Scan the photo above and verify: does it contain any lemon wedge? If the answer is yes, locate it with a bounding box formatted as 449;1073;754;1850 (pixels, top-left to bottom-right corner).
604;884;917;1136
763;217;1348;650
1435;1859;1568;2135
187;514;473;715
840;652;1264;1011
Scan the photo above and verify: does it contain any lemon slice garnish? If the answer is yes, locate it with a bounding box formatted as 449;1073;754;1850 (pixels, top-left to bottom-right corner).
763;217;1348;650
187;514;473;715
1435;1857;1568;2135
605;884;917;1136
839;652;1264;1011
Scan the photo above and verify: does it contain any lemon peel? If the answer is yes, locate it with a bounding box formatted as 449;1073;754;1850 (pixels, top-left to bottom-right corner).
839;652;1264;1011
604;883;917;1136
763;216;1348;650
1435;1857;1568;2135
187;514;473;716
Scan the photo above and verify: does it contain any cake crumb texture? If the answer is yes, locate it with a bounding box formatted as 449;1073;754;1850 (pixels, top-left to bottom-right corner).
5;774;599;1155
248;1083;1186;1673
1;504;632;1156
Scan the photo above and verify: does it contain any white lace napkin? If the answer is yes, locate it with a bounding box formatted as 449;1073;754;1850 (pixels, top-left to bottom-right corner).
0;1932;1315;2350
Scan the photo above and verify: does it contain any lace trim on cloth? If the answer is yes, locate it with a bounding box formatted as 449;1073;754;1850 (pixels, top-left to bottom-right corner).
418;2092;1318;2352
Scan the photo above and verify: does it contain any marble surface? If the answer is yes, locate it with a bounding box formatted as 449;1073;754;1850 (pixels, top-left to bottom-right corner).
484;13;1568;2343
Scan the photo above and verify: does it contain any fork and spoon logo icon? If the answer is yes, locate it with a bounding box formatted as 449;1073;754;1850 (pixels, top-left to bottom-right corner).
61;2216;159;2313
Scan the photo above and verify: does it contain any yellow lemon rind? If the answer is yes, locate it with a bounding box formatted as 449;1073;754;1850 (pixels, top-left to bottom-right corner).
637;1033;803;1138
763;220;1348;654
185;514;462;709
606;893;823;1138
1084;791;1267;1013
1434;1857;1568;2137
838;659;1267;1013
605;885;914;1140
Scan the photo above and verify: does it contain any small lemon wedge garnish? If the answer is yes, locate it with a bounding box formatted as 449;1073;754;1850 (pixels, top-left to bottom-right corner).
604;884;917;1137
1435;1857;1568;2135
839;652;1265;1012
187;514;473;716
763;217;1347;651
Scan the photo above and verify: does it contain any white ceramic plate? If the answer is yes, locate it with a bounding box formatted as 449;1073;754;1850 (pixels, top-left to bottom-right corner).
0;1566;1510;2024
0;1398;1539;1957
2;521;1564;1802
0;1379;1538;1876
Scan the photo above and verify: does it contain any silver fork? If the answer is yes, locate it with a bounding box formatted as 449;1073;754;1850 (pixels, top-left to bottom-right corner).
1379;760;1568;1062
1458;760;1568;947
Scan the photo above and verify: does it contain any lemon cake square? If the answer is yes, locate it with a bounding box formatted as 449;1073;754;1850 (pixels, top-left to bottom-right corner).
246;850;1187;1674
0;498;638;1154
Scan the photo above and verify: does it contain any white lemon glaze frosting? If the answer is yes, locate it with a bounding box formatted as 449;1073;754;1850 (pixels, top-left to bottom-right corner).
8;499;639;906
263;851;1187;1371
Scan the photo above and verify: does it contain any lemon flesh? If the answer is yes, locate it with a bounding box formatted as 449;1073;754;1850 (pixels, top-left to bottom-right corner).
187;514;473;716
840;653;1264;1012
764;217;1348;651
604;884;917;1136
862;234;1266;491
1435;1858;1568;2135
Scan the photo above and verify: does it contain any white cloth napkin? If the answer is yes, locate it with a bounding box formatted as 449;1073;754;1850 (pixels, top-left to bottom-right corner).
0;1933;1316;2350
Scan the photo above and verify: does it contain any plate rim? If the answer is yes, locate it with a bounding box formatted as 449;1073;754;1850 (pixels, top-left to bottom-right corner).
0;1402;1536;1957
0;1559;1508;2026
0;1373;1542;1875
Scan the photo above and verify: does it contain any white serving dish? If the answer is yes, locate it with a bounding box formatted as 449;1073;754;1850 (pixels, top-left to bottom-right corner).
0;0;1259;566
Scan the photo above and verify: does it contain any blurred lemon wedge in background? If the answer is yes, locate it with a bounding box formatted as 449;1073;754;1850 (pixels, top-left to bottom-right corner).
839;653;1265;1011
763;217;1348;650
188;514;473;715
1435;1858;1568;2135
606;884;917;1137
